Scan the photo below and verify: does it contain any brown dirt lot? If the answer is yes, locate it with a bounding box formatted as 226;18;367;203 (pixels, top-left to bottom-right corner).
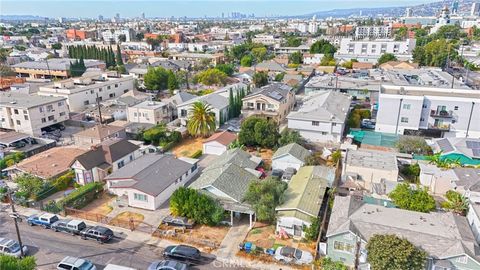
81;193;115;215
172;137;204;157
246;148;273;169
109;211;145;229
154;223;229;251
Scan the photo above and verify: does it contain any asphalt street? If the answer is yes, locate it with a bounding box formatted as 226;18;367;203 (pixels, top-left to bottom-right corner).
0;211;254;270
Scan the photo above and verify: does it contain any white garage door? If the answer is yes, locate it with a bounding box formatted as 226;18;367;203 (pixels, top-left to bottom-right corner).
204;144;226;155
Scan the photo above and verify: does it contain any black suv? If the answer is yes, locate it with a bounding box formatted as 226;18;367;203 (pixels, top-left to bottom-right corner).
163;245;201;264
52;219;87;235
80;226;114;243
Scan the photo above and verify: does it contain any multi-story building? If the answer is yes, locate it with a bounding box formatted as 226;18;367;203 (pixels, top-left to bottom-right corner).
375;85;480;138
101;29;133;43
12;58;105;79
336;38;416;63
38;73;134;112
241;83;295;123
65;29;97;41
0;92;69;136
127;100;171;125
354;25;392;39
252;35;282;46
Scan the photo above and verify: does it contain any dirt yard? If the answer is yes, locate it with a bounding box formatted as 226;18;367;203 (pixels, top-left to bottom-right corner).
109;211;145;230
245;223;316;254
172;136;204;157
246;148;273;169
81;193;115;215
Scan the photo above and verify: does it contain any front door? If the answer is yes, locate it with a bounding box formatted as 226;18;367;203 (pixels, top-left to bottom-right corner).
293;225;302;237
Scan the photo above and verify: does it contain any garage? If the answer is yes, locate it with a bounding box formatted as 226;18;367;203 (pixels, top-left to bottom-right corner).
202;131;237;156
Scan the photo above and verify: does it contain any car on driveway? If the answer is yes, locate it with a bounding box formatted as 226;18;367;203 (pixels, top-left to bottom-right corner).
80;225;114;243
57;256;96;270
162;216;194;229
274;246;313;265
27;213;59;229
52;219;87;235
0;238;28;258
147;260;188;270
163;245;201;264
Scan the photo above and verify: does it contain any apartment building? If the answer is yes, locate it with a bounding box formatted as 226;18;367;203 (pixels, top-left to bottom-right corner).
127;100;171;125
12;58;105;79
252;34;282;46
336;38;416;63
354;25;392;39
375;85;480;138
0;92;69;136
101;29;133;43
65;29;97;41
38;73;134;112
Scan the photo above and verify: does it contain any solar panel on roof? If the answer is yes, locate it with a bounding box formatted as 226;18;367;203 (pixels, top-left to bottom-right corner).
466;141;480;149
437;139;455;152
268;91;283;100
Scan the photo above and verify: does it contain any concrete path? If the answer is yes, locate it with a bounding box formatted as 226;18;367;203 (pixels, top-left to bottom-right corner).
214;222;250;259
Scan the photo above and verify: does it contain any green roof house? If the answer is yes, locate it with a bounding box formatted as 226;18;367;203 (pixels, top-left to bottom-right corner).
275;166;333;238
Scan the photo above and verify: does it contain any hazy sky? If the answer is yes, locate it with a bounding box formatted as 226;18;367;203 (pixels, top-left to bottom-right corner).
2;0;437;18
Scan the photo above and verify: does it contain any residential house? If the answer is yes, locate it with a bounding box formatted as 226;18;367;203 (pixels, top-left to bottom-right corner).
343;149;399;195
241;83;295;123
468;201;480;245
0;92;69;136
287;91;351;143
70;138;140;185
163;92;197;121
379;61;419;70
326;195;480;269
431;137;480;166
127;100;170;125
272;143;310;171
276;166;333;238
73;125;126;149
375;85;480;138
176;93;229;129
203;131;237;156
189;148;262;227
419;164;480;198
6;147;86;180
254;60;287;80
105;154;198;210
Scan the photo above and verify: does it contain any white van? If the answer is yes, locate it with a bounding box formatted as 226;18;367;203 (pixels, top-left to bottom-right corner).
104;264;137;270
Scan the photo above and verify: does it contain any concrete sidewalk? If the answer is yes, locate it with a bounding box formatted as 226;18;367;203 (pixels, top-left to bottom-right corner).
2;203;293;270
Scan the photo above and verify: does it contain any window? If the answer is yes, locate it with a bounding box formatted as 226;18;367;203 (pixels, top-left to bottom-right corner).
99;88;102;92
58;101;63;106
14;109;18;114
312;121;319;126
181;109;187;117
109;93;115;98
134;193;147;202
90;90;94;94
454;106;459;110
332;123;337;126
41;118;46;123
107;86;111;90
400;117;409;123
402;104;411;110
84;100;90;105
46;105;53;111
117;160;125;169
115;84;118;88
134;112;137;117
60;112;66;116
321;132;327;135
24;115;29;120
16;120;21;125
23;110;27;114
333;241;354;253
57;263;72;270
48;115;54;121
456;256;467;264
39;106;44;113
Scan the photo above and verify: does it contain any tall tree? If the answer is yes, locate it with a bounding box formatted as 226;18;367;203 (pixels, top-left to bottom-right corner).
366;234;427;270
167;70;178;95
116;44;124;66
186;101;217;137
244;177;288;222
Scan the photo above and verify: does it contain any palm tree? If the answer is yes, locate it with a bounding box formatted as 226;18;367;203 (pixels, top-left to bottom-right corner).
187;101;216;137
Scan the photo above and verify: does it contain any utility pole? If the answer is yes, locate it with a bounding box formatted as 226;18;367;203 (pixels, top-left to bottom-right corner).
9;191;25;257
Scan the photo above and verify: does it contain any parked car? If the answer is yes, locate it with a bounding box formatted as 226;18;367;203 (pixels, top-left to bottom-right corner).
274;246;313;265
0;238;28;258
52;219;87;235
361;119;376;129
80;225;114;243
57;256;96;270
27;213;59;229
147;260;188;270
281;167;296;182
271;169;283;179
162;216;194;229
163;245;201;264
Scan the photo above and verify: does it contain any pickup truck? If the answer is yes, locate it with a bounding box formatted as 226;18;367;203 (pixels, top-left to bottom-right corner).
80;226;114;243
51;219;87;235
27;213;59;229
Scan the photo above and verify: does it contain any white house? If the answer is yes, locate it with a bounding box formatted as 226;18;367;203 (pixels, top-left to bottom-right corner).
177;93;229;129
203;130;237;156
287;91;351;143
272;143;310;171
105;154;198;210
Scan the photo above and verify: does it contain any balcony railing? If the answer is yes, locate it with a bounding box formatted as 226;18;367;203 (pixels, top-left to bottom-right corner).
430;110;453;118
428;123;450;131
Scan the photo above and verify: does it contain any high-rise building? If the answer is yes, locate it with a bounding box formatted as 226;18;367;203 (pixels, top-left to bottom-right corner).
98;15;104;21
141;12;145;19
471;2;480;16
405;8;413;17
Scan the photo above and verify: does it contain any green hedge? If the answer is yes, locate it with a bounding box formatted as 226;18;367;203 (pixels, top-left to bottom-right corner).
58;182;104;209
33;171;75;201
190;150;202;158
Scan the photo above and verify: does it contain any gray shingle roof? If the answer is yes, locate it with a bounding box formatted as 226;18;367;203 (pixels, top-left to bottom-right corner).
178;92;228;110
327;196;480;261
73;139;139;170
287;91;351;123
273;143;310;161
245;83;293;102
105;154;193;196
189;148;261;202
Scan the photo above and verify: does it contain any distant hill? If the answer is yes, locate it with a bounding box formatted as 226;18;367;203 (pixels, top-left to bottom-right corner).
0;15;48;22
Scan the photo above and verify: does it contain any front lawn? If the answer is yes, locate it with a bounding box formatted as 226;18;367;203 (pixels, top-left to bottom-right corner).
172;136;204;157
